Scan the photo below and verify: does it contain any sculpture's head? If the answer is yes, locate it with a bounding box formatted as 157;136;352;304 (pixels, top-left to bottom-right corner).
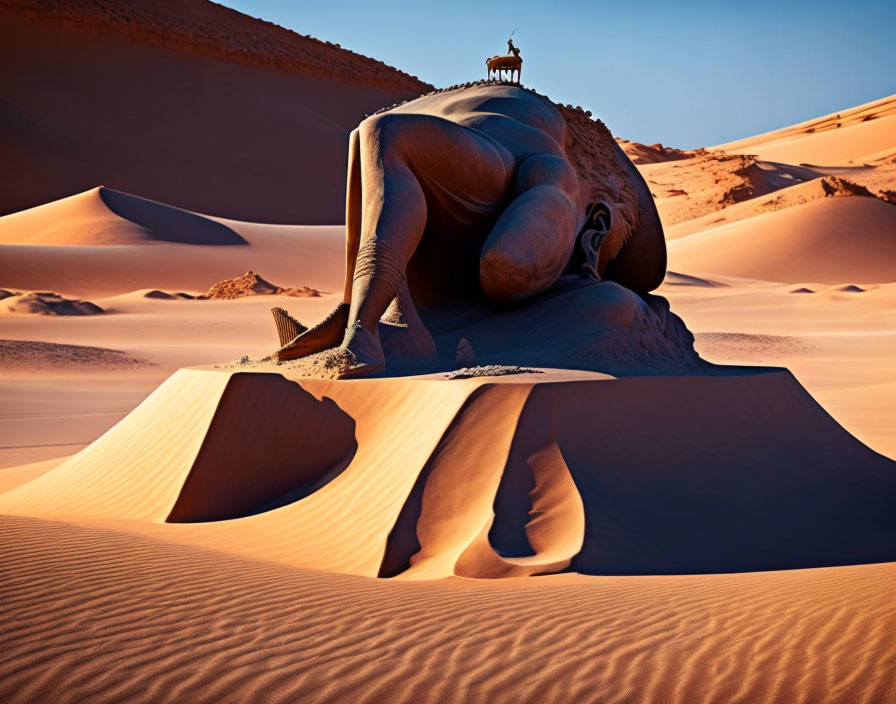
557;105;667;292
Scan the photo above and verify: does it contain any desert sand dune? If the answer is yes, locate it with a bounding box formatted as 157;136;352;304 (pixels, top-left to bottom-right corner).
0;217;345;297
0;187;247;246
0;2;429;223
668;196;896;283
666;175;893;239
1;515;893;704
714;94;896;164
639;152;786;227
2;368;893;578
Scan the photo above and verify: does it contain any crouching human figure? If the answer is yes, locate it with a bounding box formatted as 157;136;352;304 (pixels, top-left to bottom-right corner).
276;83;666;376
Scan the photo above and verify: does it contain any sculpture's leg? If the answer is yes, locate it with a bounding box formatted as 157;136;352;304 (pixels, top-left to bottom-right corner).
276;129;362;361
479;154;580;304
340;113;513;375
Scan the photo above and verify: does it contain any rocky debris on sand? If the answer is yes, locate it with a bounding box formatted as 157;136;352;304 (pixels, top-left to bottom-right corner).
455;338;477;367
198;271;320;300
718;155;775;205
446;365;543;379
1;291;104;315
876;189;896;205
820;176;876;199
615;138;697;165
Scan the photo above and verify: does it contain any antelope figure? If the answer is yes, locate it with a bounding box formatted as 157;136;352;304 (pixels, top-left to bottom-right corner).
487;38;522;82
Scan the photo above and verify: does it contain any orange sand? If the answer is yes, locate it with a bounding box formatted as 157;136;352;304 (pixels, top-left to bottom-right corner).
1;5;894;699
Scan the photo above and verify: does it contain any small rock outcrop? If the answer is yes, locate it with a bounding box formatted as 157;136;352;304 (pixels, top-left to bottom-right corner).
198;271;320;300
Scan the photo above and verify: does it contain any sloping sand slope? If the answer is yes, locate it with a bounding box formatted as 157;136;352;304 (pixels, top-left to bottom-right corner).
0;220;345;297
3;368;893;578
0;3;429;223
714;94;896;164
0;187;246;246
668;196;896;284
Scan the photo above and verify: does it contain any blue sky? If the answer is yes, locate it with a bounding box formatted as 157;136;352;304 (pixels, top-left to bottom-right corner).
221;0;895;148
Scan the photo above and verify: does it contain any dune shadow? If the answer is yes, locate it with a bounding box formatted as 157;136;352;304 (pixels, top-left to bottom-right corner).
549;374;896;574
100;187;247;245
167;374;356;523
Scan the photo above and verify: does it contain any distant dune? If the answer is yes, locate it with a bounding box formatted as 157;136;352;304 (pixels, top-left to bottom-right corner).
666;175;893;239
714;94;896;164
0;0;431;223
0;187;246;246
668;196;896;284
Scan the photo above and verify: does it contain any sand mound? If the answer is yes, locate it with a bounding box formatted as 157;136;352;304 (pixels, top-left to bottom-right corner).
2;367;893;578
0;291;104;315
0;3;428;223
663;271;727;288
616;138;696;164
143;289;195;300
668;196;896;284
0;187;246;246
714;93;896;164
0;340;148;371
198;270;321;300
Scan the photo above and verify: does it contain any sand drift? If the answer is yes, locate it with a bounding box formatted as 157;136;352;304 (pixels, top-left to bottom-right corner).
2;367;893;579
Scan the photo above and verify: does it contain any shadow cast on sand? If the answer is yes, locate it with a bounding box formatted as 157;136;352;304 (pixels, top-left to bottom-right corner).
166;374;357;522
5;367;891;579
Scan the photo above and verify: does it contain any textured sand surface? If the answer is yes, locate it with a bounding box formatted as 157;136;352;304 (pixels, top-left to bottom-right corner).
1;516;894;704
2;367;893;580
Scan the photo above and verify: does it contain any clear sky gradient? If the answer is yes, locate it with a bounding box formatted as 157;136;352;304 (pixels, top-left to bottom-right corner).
221;0;895;148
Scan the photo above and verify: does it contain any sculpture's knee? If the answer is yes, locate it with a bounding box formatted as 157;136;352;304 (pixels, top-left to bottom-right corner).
480;249;538;306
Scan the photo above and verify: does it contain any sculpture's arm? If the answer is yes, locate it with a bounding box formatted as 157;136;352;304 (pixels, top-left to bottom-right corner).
479;153;580;304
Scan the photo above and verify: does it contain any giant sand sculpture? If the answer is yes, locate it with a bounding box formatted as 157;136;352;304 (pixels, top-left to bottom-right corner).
274;82;688;378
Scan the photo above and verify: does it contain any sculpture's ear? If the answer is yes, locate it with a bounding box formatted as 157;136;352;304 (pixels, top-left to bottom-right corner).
601;143;667;293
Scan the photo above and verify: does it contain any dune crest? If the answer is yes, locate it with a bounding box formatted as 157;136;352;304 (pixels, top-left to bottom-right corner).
0;187;246;246
714;93;896;164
